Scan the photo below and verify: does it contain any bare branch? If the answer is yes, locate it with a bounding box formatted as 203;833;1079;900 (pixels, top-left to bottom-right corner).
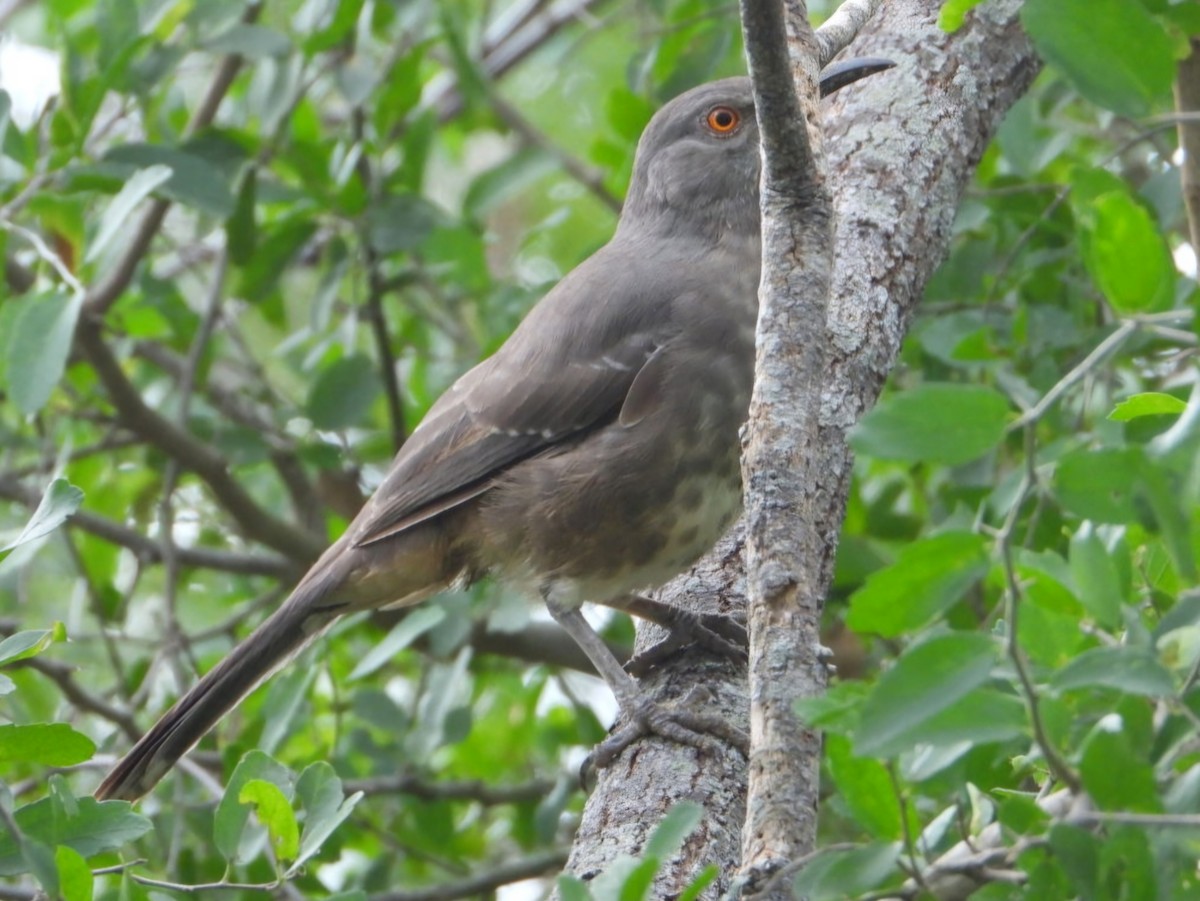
738;0;837;884
0;475;295;578
82;2;263;317
484;87;622;213
73;327;325;563
814;0;884;67
9;655;140;741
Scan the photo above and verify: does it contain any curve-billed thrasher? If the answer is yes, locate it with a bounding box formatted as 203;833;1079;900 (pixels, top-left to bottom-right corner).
97;61;890;802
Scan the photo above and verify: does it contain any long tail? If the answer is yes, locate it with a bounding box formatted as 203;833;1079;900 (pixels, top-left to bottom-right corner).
94;567;346;802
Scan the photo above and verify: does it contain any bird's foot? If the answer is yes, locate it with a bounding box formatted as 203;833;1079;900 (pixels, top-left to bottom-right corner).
818;642;837;677
624;609;747;676
581;686;749;782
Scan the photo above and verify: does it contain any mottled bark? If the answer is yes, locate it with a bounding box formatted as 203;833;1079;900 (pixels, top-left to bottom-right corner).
560;1;1039;897
561;529;751;898
738;0;834;886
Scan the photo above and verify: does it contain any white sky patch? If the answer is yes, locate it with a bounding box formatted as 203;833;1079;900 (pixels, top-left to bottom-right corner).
498;876;553;901
1174;240;1197;279
0;36;60;129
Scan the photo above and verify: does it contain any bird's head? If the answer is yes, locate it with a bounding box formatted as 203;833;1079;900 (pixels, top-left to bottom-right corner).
619;59;893;243
621;77;761;241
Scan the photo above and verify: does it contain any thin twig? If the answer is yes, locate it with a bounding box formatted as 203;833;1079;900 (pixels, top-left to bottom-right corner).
995;428;1082;793
83;2;262;317
484;87;622;213
156;247;231;676
0;218;86;296
9;656;140;740
0;475;294;577
74;327;325;562
1008;320;1138;431
354;107;409;452
814;0;884;67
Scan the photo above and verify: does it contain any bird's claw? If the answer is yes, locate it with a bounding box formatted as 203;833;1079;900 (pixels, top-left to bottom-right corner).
579;686;749;788
624;611;748;676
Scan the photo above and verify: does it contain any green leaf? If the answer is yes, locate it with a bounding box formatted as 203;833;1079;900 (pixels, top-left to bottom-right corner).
1075;188;1175;313
678;865;718;901
239;779;300;862
1068;524;1125;628
1079;719;1161;812
84;164;172;263
202;24;293;58
0;724;96;766
1099;827;1157;898
586;855;643;901
850;383;1010;465
826;734;902;839
226;167;258;266
288;762;363;876
214;750;293;864
103;144;235;217
938;0;986;30
558;875;595;901
235;216;317;302
0;626;63;666
258;661;316;755
349;606;447;680
854;633;998;757
1021;0;1176;117
900;687;1027;753
1;480;84;552
847;532;989;637
22;839;58;897
794;680;870;735
1052;646;1175;697
1054;447;1141;523
305;354;380;430
464;148;557;218
643;802;703;859
1109;392;1188;421
0;798;151;875
55;845;93;901
1049;824;1099;898
365;193;442;254
792;843;901;900
6;292;84;415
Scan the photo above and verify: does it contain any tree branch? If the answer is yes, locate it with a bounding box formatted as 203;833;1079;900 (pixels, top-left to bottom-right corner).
0;475;295;579
82;1;262;318
738;0;838;886
73;327;325;563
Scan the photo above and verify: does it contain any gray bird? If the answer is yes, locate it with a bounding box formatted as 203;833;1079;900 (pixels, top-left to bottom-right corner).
96;61;890;802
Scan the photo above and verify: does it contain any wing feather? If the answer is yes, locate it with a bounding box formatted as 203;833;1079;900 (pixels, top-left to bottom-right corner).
350;243;671;548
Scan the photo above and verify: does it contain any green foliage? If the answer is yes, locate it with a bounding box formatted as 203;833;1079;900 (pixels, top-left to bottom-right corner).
808;2;1200;896
0;0;1197;898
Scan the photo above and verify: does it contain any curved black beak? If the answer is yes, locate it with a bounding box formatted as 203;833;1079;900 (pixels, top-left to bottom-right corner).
819;57;896;97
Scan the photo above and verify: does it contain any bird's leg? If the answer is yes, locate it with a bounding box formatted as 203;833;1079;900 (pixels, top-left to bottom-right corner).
543;597;749;771
601;593;747;676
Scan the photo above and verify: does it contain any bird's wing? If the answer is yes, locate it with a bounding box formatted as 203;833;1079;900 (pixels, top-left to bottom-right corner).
350;247;671;547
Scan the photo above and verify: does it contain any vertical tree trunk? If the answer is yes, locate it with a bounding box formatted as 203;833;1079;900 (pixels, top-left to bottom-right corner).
560;1;1039;896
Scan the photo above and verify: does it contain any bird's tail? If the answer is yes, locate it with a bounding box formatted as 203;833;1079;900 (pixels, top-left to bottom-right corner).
94;562;348;802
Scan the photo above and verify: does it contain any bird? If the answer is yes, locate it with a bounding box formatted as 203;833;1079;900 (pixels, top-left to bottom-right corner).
96;60;891;802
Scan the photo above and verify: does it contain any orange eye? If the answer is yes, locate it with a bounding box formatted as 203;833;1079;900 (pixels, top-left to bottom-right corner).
705;106;740;134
